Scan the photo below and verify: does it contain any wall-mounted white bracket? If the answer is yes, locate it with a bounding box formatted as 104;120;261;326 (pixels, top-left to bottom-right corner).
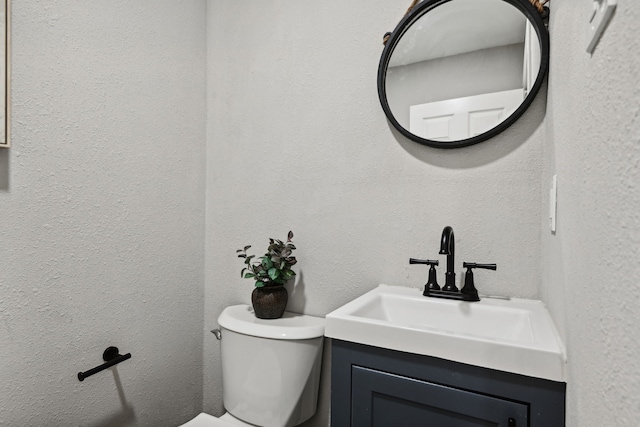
586;0;616;54
549;175;557;233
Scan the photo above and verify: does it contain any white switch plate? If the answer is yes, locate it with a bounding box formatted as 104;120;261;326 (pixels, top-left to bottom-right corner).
549;175;557;233
586;0;616;53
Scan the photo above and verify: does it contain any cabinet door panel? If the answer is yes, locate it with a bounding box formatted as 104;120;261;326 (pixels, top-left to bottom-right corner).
352;366;528;427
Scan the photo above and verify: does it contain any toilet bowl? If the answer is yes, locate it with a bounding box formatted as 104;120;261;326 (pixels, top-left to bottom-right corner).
180;304;326;427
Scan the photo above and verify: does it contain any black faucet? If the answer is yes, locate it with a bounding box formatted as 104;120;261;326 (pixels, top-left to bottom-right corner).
439;226;458;292
410;225;496;302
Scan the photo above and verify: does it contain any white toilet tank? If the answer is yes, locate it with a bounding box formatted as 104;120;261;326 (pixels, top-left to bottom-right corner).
217;305;326;427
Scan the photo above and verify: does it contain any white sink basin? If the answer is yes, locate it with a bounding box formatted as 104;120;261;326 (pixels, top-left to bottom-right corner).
325;284;566;382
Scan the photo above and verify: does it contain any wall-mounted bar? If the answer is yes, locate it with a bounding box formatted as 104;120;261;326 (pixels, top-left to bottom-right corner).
77;346;131;382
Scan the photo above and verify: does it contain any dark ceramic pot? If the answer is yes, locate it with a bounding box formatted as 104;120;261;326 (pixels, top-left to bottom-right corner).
251;286;288;319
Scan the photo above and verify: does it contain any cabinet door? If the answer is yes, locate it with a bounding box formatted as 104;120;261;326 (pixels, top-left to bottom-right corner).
352;366;528;427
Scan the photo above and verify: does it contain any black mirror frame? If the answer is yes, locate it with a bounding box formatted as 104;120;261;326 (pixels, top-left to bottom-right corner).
378;0;550;149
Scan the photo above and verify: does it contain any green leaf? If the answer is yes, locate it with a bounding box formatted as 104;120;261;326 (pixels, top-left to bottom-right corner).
244;273;255;279
268;268;279;281
255;281;265;288
262;257;273;269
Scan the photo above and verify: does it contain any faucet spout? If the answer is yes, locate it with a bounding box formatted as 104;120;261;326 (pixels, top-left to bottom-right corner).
439;226;457;292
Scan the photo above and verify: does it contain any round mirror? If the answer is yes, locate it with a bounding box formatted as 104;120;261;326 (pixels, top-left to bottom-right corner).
378;0;549;148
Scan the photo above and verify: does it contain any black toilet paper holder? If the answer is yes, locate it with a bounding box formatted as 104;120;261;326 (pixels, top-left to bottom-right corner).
77;346;131;382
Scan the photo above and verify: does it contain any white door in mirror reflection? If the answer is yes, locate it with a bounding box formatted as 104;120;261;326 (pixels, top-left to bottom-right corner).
409;88;524;142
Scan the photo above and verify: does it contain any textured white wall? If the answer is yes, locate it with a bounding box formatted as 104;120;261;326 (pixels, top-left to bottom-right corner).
0;1;206;426
205;1;545;424
541;0;640;426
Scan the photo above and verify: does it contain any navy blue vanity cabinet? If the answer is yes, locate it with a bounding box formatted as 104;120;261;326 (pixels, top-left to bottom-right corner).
331;340;565;427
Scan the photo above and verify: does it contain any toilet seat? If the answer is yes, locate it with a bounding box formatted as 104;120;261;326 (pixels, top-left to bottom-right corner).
179;412;238;427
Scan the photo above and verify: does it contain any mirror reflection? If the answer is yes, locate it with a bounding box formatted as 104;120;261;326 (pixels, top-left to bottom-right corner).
384;0;541;143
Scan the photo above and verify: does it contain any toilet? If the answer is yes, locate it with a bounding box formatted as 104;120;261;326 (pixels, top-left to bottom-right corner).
180;304;326;427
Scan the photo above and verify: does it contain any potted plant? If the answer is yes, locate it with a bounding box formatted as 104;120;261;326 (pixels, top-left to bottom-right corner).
237;231;297;319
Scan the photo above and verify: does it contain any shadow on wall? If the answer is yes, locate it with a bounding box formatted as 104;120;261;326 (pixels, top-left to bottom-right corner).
285;270;308;314
394;80;548;169
87;406;136;427
0;148;8;190
86;369;137;427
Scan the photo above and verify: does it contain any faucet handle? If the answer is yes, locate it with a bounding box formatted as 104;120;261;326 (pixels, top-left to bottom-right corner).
409;259;440;294
461;262;496;301
409;258;439;266
462;262;496;270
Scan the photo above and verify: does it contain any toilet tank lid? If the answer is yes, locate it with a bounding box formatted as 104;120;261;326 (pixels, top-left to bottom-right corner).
218;305;325;340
